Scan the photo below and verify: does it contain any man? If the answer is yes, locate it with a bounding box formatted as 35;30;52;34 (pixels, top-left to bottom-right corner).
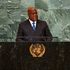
16;7;52;42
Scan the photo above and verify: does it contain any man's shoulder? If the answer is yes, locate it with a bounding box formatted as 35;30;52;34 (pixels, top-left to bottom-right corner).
19;20;29;27
37;20;47;25
20;20;29;24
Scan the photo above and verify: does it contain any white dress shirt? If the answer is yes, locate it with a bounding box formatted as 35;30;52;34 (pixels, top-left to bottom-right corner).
29;19;36;28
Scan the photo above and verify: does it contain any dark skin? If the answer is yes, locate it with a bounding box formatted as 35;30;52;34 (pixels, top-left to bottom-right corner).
27;7;38;21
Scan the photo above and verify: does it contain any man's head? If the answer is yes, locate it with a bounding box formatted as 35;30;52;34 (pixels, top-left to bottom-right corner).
27;7;38;21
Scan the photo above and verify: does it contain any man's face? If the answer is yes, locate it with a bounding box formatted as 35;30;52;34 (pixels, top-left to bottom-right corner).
28;8;38;21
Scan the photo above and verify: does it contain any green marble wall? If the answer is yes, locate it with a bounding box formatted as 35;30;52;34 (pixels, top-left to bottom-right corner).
0;0;70;42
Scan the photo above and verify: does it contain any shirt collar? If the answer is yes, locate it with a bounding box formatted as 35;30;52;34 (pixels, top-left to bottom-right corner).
29;19;36;27
29;19;36;24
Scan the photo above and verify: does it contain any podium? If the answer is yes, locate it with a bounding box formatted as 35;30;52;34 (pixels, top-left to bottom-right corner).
0;42;70;70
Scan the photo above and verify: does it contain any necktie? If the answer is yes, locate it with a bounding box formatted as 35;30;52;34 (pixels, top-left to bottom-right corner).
32;22;36;31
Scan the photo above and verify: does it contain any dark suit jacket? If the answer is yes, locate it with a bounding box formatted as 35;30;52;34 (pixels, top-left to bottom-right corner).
16;19;52;42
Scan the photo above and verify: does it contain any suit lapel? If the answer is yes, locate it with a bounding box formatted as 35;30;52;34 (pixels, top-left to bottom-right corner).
27;20;34;31
35;20;40;31
26;20;40;31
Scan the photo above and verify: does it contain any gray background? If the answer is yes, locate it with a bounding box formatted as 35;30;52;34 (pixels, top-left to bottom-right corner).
0;0;70;42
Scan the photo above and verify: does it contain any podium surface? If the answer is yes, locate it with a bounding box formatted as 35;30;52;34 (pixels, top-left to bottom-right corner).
0;42;70;70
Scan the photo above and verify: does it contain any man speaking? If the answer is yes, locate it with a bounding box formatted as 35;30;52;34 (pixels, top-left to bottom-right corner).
16;7;52;42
